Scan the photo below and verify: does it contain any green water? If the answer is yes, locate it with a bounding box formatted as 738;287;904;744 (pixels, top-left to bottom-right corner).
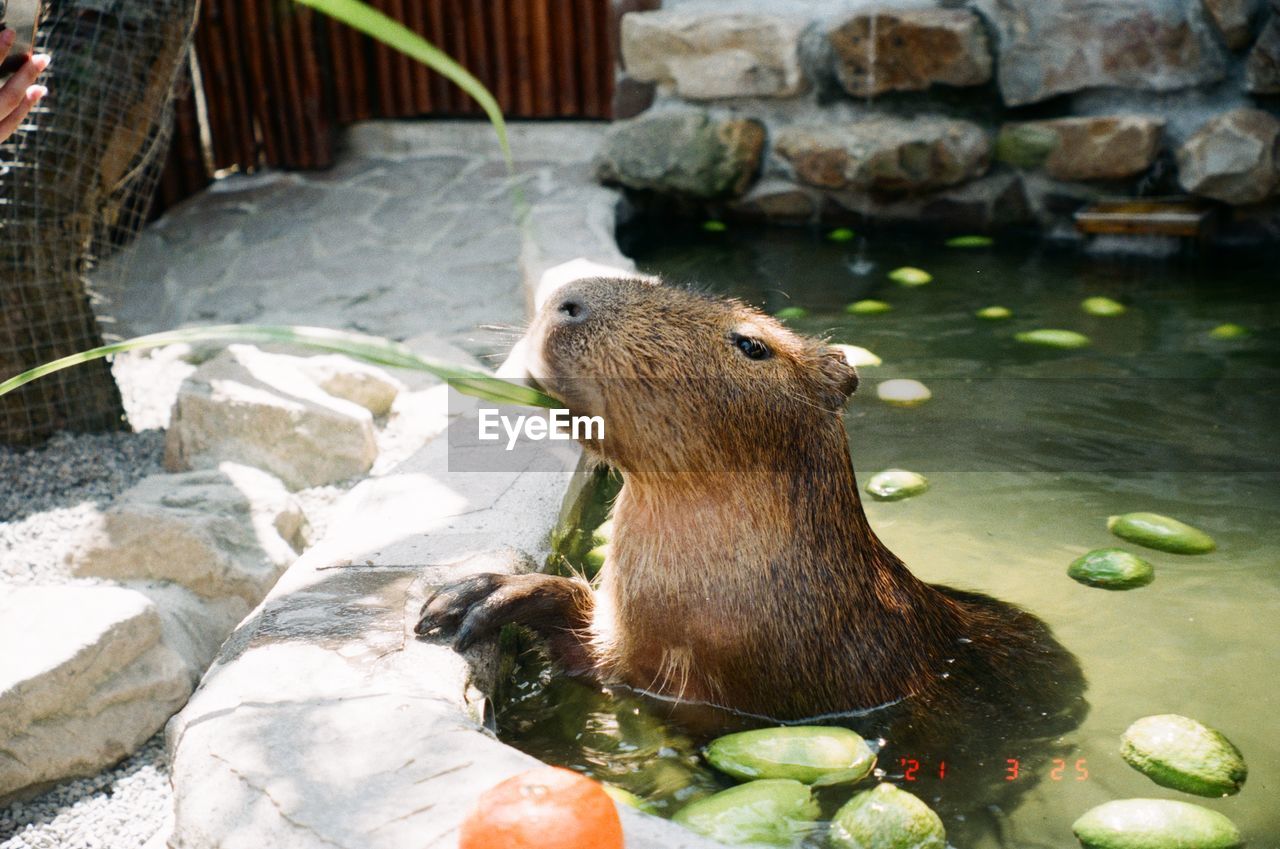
498;225;1280;848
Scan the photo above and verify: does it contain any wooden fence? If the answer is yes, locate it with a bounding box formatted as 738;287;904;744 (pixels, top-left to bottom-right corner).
155;0;619;212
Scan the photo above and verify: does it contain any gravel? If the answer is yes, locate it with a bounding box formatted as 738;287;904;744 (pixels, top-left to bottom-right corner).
0;735;170;849
0;429;166;523
0;430;166;586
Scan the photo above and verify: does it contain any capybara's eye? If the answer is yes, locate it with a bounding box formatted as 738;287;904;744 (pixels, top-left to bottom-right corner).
732;334;770;361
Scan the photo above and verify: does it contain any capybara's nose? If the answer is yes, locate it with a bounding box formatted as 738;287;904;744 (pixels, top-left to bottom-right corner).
554;294;591;326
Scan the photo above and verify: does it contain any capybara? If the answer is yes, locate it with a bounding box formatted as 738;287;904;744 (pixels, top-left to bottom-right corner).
418;276;1083;732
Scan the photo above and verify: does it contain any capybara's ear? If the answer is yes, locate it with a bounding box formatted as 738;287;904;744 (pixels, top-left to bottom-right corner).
818;346;860;405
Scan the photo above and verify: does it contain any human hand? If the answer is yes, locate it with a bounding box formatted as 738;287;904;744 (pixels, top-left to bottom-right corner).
0;27;49;142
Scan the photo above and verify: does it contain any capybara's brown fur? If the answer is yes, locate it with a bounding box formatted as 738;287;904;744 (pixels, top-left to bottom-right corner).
419;277;1082;728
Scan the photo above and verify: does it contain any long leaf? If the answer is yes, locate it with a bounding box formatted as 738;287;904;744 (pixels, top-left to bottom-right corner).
0;325;559;409
292;0;512;172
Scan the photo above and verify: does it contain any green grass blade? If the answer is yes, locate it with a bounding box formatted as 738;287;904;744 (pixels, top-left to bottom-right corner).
0;325;559;410
292;0;512;172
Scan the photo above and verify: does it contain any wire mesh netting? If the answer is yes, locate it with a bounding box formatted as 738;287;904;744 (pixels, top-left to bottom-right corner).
0;0;198;446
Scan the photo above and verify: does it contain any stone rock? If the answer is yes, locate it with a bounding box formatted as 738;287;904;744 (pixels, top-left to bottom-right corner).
1177;108;1280;204
0;585;190;802
612;74;657;120
1202;0;1259;49
827;8;992;97
727;177;824;221
775;117;990;195
995;116;1165;180
1245;13;1280;92
829;168;1032;231
68;463;307;605
622;10;807;99
295;355;403;418
130;582;252;684
165;345;379;490
595;110;765;199
986;0;1229;106
1021;172;1108;236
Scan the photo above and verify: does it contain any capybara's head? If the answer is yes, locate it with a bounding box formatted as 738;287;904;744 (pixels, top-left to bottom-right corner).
525;277;858;473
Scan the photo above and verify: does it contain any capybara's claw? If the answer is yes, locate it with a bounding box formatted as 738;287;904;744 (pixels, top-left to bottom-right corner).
415;571;590;656
414;573;504;637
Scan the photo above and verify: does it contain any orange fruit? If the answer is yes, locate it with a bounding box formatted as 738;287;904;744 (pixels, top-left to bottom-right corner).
459;766;625;849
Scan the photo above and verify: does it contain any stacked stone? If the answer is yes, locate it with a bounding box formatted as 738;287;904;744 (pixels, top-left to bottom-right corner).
596;1;1280;236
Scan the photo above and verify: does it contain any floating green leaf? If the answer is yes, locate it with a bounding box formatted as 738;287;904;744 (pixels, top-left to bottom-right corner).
888;267;933;286
583;544;609;577
705;726;876;786
827;227;856;242
703;220;728;232
830;784;946;849
945;235;993;248
866;469;929;501
846;300;893;315
674;780;819;846
1121;715;1247;797
831;344;882;367
1067;548;1154;590
1082;296;1127;317
0;325;560;410
602;783;658;814
1107;512;1216;555
1072;799;1242;849
975;306;1012;320
877;378;931;406
1015;329;1091;349
774;306;809;320
1209;323;1249;340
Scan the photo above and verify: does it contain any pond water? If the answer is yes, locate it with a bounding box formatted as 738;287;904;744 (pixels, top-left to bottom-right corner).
497;224;1280;847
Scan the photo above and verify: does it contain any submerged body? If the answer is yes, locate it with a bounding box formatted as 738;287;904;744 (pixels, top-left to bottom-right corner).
419;277;1082;730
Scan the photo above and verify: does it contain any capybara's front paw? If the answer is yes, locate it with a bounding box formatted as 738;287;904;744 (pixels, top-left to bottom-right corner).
415;573;509;648
417;572;593;654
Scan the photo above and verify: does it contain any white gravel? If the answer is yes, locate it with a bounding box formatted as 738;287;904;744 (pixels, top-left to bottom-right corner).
0;735;170;849
0;430;166;584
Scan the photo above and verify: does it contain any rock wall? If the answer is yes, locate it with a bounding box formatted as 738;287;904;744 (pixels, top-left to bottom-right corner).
601;0;1280;245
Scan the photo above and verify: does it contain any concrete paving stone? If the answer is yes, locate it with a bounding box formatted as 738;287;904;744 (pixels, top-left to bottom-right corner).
367;198;465;248
152;203;254;249
185;286;263;325
348;155;481;196
343;122;609;165
98;123;613;361
305;217;387;259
